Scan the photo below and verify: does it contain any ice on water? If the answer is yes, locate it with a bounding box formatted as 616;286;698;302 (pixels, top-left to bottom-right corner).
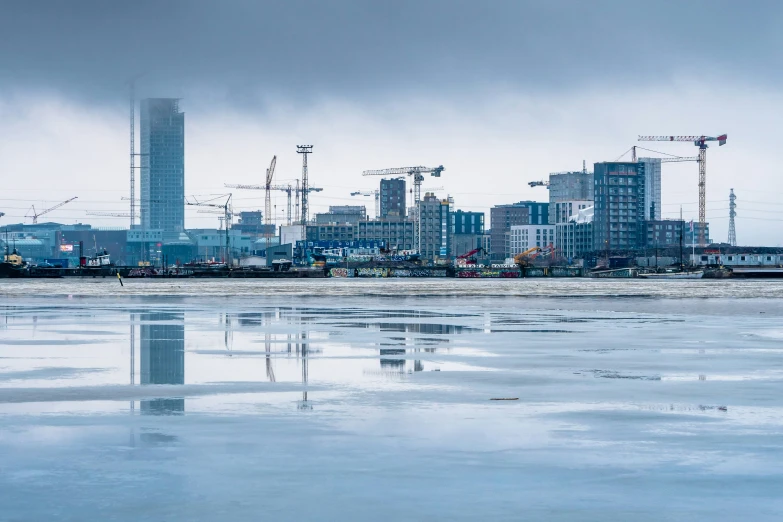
1;279;782;520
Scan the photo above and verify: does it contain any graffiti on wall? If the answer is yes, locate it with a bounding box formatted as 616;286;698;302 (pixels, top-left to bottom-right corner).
357;267;389;277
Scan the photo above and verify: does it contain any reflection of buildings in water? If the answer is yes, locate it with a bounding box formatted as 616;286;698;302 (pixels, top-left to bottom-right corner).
140;312;185;414
379;347;423;373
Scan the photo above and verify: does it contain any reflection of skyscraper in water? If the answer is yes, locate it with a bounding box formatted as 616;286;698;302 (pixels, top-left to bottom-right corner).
140;313;185;414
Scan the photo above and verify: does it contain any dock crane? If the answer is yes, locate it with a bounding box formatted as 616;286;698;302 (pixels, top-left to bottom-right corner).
361;165;445;252
638;134;727;246
27;197;78;224
187;194;232;265
350;190;380;218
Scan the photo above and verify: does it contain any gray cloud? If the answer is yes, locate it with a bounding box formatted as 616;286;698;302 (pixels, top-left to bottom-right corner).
1;0;779;106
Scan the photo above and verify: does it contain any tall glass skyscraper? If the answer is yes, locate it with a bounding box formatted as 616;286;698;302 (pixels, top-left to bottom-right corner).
140;98;185;240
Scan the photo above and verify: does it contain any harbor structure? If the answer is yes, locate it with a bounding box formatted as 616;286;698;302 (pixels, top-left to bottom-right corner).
140;99;185;242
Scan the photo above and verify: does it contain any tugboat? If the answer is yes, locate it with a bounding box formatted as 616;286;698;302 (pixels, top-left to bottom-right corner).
0;245;27;278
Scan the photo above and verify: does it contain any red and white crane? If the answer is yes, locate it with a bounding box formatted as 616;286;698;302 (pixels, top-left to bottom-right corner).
638;134;727;246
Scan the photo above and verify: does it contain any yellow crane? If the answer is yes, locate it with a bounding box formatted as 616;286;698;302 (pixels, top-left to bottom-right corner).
513;247;542;268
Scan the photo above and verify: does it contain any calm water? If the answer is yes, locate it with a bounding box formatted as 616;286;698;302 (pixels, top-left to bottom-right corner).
1;279;782;520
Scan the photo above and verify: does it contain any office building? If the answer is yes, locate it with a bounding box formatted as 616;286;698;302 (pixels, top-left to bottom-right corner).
684;222;711;246
450;210;485;258
551;200;593;225
548;170;594;210
556;206;594;260
645;219;685;248
508;224;556;258
140;98;185;241
418;193;450;261
357;218;414;251
306;223;358;242
315;205;367;225
380;178;406;218
593;161;647;251
490;204;529;261
518;201;549;225
450;210;485;235
638;158;663;220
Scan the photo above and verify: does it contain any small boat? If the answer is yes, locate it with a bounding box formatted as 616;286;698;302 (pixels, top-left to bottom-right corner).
0;248;28;278
639;270;703;279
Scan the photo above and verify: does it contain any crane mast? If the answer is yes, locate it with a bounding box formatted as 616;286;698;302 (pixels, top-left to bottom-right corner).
638;134;727;246
265;156;276;242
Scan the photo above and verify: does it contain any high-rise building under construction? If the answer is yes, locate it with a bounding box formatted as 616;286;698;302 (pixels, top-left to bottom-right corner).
140;98;185;240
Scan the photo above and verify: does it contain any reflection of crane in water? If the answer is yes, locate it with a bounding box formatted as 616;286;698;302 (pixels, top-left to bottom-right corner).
222;312;234;356
265;331;275;382
296;309;311;410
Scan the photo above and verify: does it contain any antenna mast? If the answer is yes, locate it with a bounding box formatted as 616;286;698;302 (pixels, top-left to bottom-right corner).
297;145;313;237
728;188;737;247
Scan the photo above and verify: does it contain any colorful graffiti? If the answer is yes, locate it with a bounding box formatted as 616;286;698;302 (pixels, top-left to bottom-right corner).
329;267;351;278
456;269;520;278
357;267;389;277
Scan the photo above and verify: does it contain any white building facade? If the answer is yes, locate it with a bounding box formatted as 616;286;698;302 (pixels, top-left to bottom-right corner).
508;224;555;257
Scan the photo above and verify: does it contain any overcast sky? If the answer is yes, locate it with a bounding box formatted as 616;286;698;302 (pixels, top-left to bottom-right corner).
1;1;782;245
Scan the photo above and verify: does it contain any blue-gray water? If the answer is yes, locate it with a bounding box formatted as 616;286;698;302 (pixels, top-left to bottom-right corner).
1;279;782;520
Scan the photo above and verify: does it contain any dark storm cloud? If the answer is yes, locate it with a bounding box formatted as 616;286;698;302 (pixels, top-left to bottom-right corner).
0;0;780;105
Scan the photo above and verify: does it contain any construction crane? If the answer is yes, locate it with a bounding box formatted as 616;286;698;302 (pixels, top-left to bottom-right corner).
263;156;276;240
350;190;379;218
638;134;727;246
187;194;232;265
528;180;549;188
361;165;445;252
87;211;135;218
615;145;699;164
225;182;323;227
197;208;231;230
27;197;78;224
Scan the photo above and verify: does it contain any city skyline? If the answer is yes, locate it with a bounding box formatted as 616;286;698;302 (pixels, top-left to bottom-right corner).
2;2;782;245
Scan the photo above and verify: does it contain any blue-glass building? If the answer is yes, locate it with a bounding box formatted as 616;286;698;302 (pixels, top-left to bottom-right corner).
140;98;185;241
